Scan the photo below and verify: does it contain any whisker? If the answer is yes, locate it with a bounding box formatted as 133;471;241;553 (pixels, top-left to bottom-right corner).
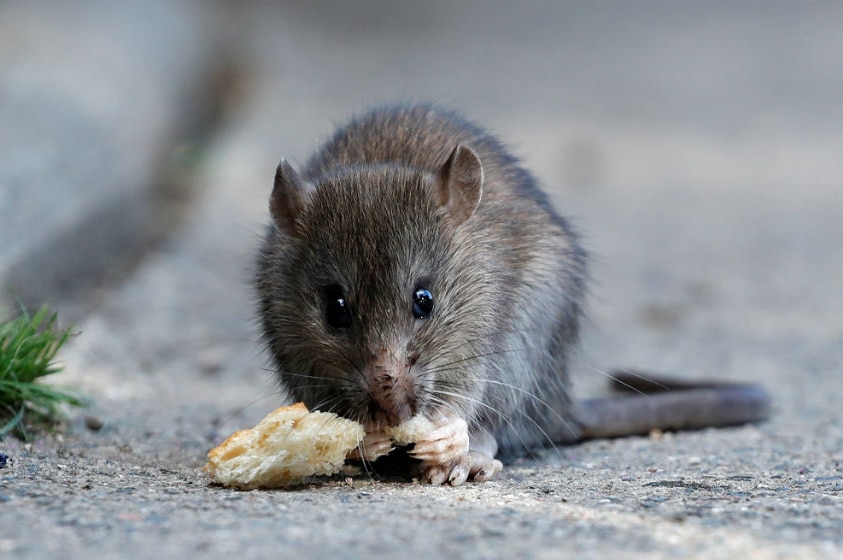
587;367;655;397
430;390;565;462
480;378;575;430
610;367;670;390
429;345;542;372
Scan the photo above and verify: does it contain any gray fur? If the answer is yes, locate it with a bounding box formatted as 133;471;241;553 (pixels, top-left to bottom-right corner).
254;104;768;462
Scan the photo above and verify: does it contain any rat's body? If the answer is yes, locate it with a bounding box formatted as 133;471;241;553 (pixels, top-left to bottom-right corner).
255;104;769;484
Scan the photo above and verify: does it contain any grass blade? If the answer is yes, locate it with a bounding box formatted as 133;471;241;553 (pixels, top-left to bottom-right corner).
0;304;86;439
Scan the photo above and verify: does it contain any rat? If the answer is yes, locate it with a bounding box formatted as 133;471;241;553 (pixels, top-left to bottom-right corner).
254;103;770;485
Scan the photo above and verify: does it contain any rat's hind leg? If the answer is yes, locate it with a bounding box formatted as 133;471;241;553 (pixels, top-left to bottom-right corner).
466;428;503;482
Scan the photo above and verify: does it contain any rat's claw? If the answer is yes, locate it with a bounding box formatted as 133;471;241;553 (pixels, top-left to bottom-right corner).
408;415;469;464
447;455;472;486
418;449;502;485
422;463;450;485
347;430;393;462
420;454;472;486
468;451;503;482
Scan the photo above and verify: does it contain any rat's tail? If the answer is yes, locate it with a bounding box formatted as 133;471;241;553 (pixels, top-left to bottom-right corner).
576;370;772;440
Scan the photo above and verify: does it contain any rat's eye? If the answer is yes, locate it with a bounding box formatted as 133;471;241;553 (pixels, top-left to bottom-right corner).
322;284;352;329
412;288;434;319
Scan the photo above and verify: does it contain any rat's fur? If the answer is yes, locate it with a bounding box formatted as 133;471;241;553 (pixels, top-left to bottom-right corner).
255;104;769;469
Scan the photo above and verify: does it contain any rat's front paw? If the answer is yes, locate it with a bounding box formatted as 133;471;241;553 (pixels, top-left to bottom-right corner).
347;430;393;462
383;412;503;484
403;412;470;485
406;413;469;465
404;413;502;485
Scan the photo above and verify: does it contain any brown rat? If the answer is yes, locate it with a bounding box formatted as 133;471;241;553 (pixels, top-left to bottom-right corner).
254;104;770;485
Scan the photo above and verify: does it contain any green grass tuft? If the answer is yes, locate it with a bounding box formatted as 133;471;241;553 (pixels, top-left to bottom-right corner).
0;305;85;439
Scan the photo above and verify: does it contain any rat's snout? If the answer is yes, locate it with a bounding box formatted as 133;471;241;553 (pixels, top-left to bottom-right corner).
365;348;418;426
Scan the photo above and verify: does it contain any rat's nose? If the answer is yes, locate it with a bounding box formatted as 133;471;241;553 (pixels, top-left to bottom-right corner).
365;350;417;426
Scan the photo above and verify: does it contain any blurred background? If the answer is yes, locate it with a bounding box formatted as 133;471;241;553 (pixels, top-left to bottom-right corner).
1;0;841;407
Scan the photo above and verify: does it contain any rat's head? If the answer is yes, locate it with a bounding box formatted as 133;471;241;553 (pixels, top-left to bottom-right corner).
257;146;494;428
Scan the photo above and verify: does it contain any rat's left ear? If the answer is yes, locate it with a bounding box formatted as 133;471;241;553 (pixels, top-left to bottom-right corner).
271;159;314;237
436;145;483;227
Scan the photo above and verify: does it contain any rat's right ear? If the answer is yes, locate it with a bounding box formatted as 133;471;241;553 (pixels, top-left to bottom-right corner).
270;159;314;236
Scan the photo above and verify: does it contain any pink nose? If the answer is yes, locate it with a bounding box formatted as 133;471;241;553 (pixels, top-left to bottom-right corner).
366;354;417;425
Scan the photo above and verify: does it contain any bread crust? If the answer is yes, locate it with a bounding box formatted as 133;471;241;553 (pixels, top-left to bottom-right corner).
206;403;364;489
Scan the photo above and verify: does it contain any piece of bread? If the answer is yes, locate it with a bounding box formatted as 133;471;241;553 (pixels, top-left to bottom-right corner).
206;403;365;489
386;414;436;445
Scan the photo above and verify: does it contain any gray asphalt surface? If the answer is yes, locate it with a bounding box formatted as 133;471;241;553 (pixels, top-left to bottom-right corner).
2;2;842;558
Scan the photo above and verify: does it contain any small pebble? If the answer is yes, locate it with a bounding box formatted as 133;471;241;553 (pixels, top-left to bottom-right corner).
84;415;105;432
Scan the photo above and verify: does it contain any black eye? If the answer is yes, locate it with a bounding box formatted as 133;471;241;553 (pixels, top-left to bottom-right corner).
412;288;434;319
322;284;352;329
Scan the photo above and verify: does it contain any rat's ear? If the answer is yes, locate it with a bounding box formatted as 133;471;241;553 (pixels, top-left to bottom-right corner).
271;159;314;236
437;145;483;227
